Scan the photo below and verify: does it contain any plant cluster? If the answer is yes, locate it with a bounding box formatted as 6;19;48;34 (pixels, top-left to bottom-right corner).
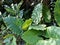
0;0;60;45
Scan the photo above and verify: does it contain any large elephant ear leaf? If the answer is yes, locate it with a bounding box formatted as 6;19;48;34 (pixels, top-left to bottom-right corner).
31;3;42;25
54;0;60;26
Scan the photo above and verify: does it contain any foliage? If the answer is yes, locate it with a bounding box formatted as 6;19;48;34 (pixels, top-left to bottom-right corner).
31;3;42;25
54;0;60;26
22;18;32;30
42;4;51;23
3;16;24;35
0;0;60;45
22;30;42;45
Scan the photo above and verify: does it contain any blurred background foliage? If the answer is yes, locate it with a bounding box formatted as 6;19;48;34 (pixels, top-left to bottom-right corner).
1;0;60;45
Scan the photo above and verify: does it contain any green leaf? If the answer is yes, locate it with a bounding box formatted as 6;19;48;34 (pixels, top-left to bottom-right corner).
54;0;60;26
4;39;11;45
31;3;42;25
11;36;17;45
43;4;51;23
0;15;2;21
56;39;60;45
46;26;60;39
3;34;13;45
26;43;33;45
36;38;60;45
4;34;13;39
4;34;17;45
3;16;24;35
26;39;60;45
5;7;16;15
22;30;42;44
0;43;2;45
28;24;46;30
17;0;23;11
0;40;2;45
22;18;32;30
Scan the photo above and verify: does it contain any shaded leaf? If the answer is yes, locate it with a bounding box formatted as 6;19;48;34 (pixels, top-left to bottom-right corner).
4;34;13;39
17;0;23;11
5;7;16;15
43;4;51;23
54;0;60;26
0;15;2;21
3;16;24;35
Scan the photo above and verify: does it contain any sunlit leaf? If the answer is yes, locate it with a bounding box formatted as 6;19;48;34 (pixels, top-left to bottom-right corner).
46;26;60;39
28;24;46;30
4;34;17;45
3;34;13;45
36;38;60;45
22;18;32;30
11;36;17;45
31;3;42;25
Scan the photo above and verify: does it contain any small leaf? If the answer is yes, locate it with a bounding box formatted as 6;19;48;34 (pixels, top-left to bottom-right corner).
3;34;13;45
5;7;16;15
22;18;32;30
0;15;3;21
28;24;46;30
43;4;51;23
4;34;13;39
31;3;42;25
4;35;17;45
11;36;17;45
17;0;23;11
